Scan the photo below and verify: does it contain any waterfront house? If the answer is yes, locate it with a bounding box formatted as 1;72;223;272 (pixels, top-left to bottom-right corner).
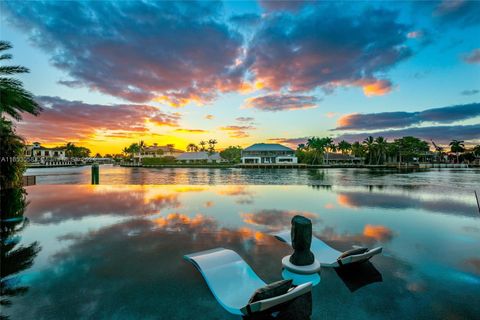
176;152;226;164
134;143;184;161
25;142;66;163
241;143;298;164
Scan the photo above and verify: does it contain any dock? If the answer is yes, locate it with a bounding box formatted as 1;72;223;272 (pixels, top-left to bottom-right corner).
236;163;308;169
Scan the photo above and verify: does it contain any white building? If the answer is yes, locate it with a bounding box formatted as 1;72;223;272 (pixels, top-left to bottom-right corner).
25;142;66;162
176;152;226;163
133;143;184;161
241;143;298;164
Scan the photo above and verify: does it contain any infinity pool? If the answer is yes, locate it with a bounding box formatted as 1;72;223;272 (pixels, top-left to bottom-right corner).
3;183;480;319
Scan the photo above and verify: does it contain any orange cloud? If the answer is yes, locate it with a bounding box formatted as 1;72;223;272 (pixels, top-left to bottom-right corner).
361;79;393;96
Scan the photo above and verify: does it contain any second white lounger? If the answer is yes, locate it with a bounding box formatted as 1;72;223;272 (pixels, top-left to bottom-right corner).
184;248;312;315
273;230;382;268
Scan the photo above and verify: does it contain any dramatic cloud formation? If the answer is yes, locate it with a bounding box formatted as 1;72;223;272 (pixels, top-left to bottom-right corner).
16;96;180;143
336;124;480;144
244;94;319;112
335;103;480;130
463;48;480;64
2;1;247;106
220;125;256;138
246;5;411;96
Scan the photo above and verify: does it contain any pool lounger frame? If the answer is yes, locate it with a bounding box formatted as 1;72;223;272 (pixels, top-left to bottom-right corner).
273;230;382;268
184;248;312;315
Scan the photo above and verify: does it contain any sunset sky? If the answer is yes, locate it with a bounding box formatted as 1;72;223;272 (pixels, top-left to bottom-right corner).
1;0;479;154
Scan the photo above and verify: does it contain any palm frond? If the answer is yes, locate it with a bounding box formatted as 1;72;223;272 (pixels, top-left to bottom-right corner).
0;66;29;75
0;41;13;52
0;54;12;61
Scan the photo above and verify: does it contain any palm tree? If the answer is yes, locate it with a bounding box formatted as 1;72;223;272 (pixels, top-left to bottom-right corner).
322;137;335;164
122;147;129;157
138;140;146;163
337;140;351;155
208;139;217;154
351;141;364;158
186;143;198;152
473;145;480;157
199;140;207;152
166;144;175;155
374;137;388;165
0;41;41;120
363;136;375;164
0;41;42;189
449;140;465;163
306;137;328;164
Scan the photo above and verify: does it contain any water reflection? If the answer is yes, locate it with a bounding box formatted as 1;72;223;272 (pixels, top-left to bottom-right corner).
26;166;480;190
335;187;478;216
0;188;40;319
7;184;480;319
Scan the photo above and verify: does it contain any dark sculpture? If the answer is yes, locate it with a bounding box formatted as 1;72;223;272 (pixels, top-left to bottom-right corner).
289;215;315;266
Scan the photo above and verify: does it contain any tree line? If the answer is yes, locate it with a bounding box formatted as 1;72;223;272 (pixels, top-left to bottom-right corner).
296;136;479;165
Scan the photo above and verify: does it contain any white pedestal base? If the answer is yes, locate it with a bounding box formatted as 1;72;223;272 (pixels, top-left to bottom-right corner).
281;255;321;274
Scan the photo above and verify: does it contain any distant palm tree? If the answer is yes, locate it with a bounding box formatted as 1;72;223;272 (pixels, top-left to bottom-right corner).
187;143;198;152
323;137;335;164
449;140;465;163
166;143;175;154
306;137;327;164
337;140;351;155
207;139;217;154
374;137;388;164
199;140;207;152
351;141;364;158
122;147;129;158
363;136;375;164
0;41;41;120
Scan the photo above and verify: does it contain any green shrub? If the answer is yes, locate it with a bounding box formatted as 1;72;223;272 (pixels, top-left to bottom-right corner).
142;156;177;165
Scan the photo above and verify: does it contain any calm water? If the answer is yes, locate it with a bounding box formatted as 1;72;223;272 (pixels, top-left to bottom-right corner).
3;168;480;319
26;165;480;189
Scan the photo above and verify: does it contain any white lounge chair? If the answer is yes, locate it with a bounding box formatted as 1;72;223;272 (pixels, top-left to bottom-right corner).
184;248;312;315
273;230;382;268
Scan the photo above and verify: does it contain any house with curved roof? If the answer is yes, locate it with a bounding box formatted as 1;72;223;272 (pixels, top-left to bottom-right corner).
241;143;297;164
